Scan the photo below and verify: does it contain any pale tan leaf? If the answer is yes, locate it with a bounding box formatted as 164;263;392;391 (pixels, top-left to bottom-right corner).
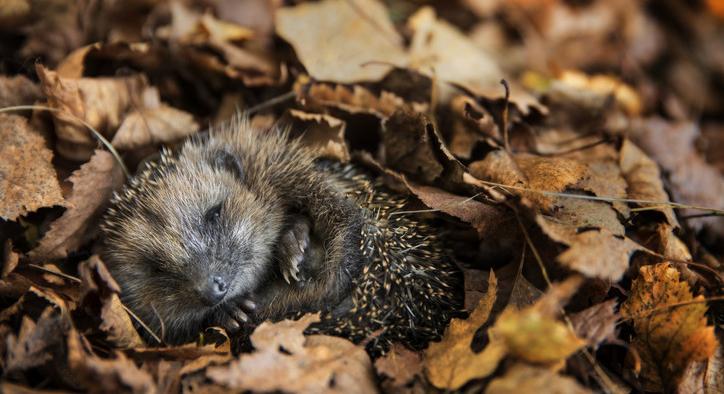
276;0;406;83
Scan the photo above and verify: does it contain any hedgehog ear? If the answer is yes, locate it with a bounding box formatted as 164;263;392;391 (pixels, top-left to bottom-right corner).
211;149;243;180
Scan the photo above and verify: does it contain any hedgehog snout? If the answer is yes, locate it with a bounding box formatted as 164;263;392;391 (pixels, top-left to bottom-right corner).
196;275;229;306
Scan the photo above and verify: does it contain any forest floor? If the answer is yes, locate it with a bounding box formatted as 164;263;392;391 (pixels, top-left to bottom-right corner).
0;0;723;393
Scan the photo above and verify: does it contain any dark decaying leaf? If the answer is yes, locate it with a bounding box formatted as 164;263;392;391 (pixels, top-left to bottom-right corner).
29;150;123;262
77;256;144;349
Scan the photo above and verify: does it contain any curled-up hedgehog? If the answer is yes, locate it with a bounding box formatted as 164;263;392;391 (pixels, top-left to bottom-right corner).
101;116;461;352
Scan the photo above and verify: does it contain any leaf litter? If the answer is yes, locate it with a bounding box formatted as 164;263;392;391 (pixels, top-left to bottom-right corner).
0;0;722;392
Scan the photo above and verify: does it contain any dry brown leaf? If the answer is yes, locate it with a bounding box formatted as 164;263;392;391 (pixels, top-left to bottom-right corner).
425;272;504;389
276;0;406;83
158;2;280;86
495;261;543;311
112;88;199;150
631;118;724;238
575;159;630;217
537;217;644;282
407;7;540;114
207;314;376;393
469;150;588;210
374;343;423;388
36;65;146;161
295;77;425;118
570;299;618;347
4;306;69;375
29;150;123;261
447;95;500;159
405;182;507;239
66;328;156;393
0;75;42;108
621;263;719;391
485;363;592;394
516;155;588;209
0;114;64;221
287;109;350;162
619;139;678;227
77;256;144;349
382;111;444;183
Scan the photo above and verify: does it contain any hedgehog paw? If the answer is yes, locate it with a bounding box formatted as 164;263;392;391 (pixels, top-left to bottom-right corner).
278;217;310;284
219;297;256;334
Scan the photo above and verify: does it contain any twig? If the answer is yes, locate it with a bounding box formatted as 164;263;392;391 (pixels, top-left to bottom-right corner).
466;176;724;215
500;79;511;152
246;90;297;115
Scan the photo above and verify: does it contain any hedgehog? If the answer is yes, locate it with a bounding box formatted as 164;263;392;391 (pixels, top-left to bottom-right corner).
100;117;461;352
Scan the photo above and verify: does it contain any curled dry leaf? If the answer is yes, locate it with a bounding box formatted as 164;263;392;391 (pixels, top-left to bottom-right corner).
621;263;718;391
287;109;350;162
36;65;146;161
425;272;504;389
619;139;678;227
37;65;198;160
485;363;592;394
0;114;64;221
407;7;540;114
276;0;406;83
160;2;280;86
295;76;425;118
29;150;124;262
66;328;156;394
112;87;199;150
207;314;376;393
77;256;144;349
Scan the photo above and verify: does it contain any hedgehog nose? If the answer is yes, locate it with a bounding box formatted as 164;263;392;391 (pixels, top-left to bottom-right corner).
199;276;228;306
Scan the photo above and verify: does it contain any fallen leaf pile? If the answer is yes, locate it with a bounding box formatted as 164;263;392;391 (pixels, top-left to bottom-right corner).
0;0;722;393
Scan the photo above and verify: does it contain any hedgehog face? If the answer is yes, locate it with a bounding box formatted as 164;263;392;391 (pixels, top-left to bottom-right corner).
102;148;285;344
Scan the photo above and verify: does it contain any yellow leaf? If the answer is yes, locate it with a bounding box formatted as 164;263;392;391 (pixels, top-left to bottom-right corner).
425;272;503;389
486;363;592;394
621;263;719;391
491;307;585;364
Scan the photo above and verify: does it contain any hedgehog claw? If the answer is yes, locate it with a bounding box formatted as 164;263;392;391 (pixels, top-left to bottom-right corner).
278;216;310;283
